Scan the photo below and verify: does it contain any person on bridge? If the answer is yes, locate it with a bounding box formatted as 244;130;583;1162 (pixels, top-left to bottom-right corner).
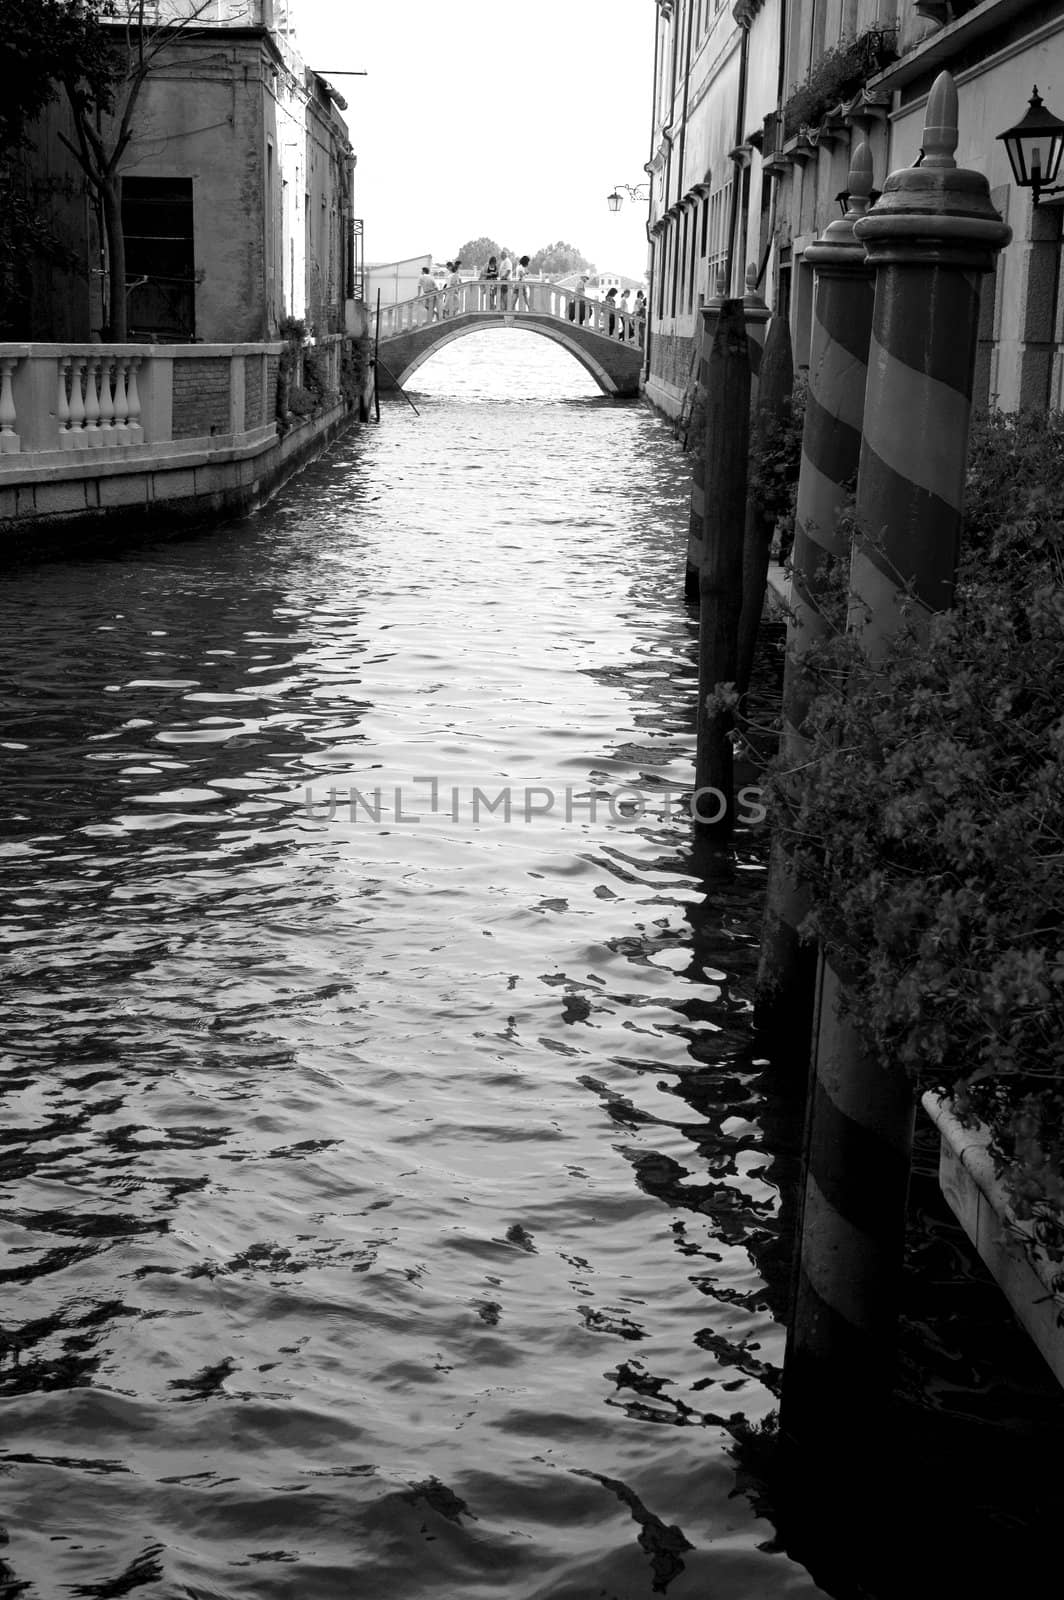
498;252;513;310
513;255;531;312
442;262;462;318
604;285;618;336
567;274;590;326
483;255;499;310
418;265;438;324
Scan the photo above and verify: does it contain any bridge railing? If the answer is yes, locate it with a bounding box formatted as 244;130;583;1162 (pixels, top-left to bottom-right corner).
373;280;644;346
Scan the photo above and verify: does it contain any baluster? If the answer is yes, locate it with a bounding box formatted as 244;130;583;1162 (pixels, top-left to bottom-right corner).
112;357;130;444
97;356;115;442
0;357;19;453
83;356;102;445
68;357;88;447
56;357;72;444
126;358;143;444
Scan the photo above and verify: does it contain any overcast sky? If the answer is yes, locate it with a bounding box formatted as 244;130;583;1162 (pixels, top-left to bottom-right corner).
291;0;655;279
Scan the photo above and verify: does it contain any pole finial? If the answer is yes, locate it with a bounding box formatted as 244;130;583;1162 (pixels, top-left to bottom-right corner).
845;142;874;218
921;71;959;169
715;266;728;298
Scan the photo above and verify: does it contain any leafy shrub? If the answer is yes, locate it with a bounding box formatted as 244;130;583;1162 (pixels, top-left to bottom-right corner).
770;408;1064;1251
749;377;806;562
782;27;898;139
285;384;320;418
302;345;329;399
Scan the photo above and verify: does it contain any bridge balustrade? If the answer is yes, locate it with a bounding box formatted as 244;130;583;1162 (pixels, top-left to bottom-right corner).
374;281;643;347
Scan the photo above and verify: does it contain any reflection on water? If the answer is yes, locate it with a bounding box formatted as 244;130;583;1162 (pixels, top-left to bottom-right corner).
3;332;1060;1600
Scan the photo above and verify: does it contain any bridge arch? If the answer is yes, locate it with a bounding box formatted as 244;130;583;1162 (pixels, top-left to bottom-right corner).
372;283;644;400
384;317;629;396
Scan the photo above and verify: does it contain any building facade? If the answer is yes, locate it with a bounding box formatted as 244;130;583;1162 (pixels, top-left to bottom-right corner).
644;0;1064;418
15;0;358;344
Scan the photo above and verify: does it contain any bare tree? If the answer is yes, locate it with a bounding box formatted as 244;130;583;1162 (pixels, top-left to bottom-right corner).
60;1;212;338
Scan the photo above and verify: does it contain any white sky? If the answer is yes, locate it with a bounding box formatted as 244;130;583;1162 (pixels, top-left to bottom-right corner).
291;0;655;280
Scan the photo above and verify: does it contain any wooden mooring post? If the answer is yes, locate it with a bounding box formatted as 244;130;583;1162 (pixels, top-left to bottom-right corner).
755;144;875;1055
780;74;1011;1461
684;270;728;601
693;298;750;835
736;306;793;701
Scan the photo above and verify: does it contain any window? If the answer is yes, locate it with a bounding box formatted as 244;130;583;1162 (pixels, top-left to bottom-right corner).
706;177;732;297
121;176;194;340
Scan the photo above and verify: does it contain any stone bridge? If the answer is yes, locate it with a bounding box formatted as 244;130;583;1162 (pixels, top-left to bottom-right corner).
372;280;644;397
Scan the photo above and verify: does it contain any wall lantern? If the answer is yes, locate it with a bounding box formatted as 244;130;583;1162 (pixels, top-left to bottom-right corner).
607;183;650;212
834;186;881;216
997;87;1064;205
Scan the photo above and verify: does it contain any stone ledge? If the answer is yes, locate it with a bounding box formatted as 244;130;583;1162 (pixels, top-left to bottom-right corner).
922;1090;1064;1389
0;423;280;486
1;341;287;359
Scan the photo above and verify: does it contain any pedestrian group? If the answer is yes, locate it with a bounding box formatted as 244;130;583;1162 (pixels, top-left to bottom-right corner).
418;258;647;342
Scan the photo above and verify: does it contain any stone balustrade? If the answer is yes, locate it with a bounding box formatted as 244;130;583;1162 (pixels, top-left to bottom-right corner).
375;280;644;347
55;353;145;450
0;338;345;462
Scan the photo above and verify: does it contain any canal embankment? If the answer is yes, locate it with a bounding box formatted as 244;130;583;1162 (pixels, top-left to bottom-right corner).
0;329;372;561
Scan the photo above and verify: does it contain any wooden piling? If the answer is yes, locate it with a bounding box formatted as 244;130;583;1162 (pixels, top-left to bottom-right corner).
694;298;750;835
684;270;728;601
736;309;793;701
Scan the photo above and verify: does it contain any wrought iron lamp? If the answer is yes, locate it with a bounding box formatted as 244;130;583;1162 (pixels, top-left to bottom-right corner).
834;186;881;216
607;183;650;212
997;88;1064;206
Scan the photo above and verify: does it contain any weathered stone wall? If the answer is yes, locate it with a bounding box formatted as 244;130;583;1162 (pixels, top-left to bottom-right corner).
126;34;271;343
643;330;700;425
172;357;231;438
647;331;698;400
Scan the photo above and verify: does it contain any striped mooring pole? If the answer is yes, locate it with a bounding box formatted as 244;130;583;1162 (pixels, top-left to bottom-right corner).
685;269;729;600
780;73;1011;1458
756;143;876;1054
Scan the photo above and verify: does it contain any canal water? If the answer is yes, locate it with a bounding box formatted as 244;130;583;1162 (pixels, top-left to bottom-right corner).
0;333;824;1598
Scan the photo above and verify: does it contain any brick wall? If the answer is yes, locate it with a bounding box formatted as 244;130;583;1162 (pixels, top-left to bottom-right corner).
244;357;263;428
172;357;231;438
267;354;280;423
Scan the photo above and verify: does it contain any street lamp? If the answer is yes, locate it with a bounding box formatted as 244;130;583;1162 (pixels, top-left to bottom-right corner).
607;183;651;212
997;87;1064;206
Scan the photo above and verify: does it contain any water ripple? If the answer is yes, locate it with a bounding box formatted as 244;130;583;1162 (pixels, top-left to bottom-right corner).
0;336;822;1599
